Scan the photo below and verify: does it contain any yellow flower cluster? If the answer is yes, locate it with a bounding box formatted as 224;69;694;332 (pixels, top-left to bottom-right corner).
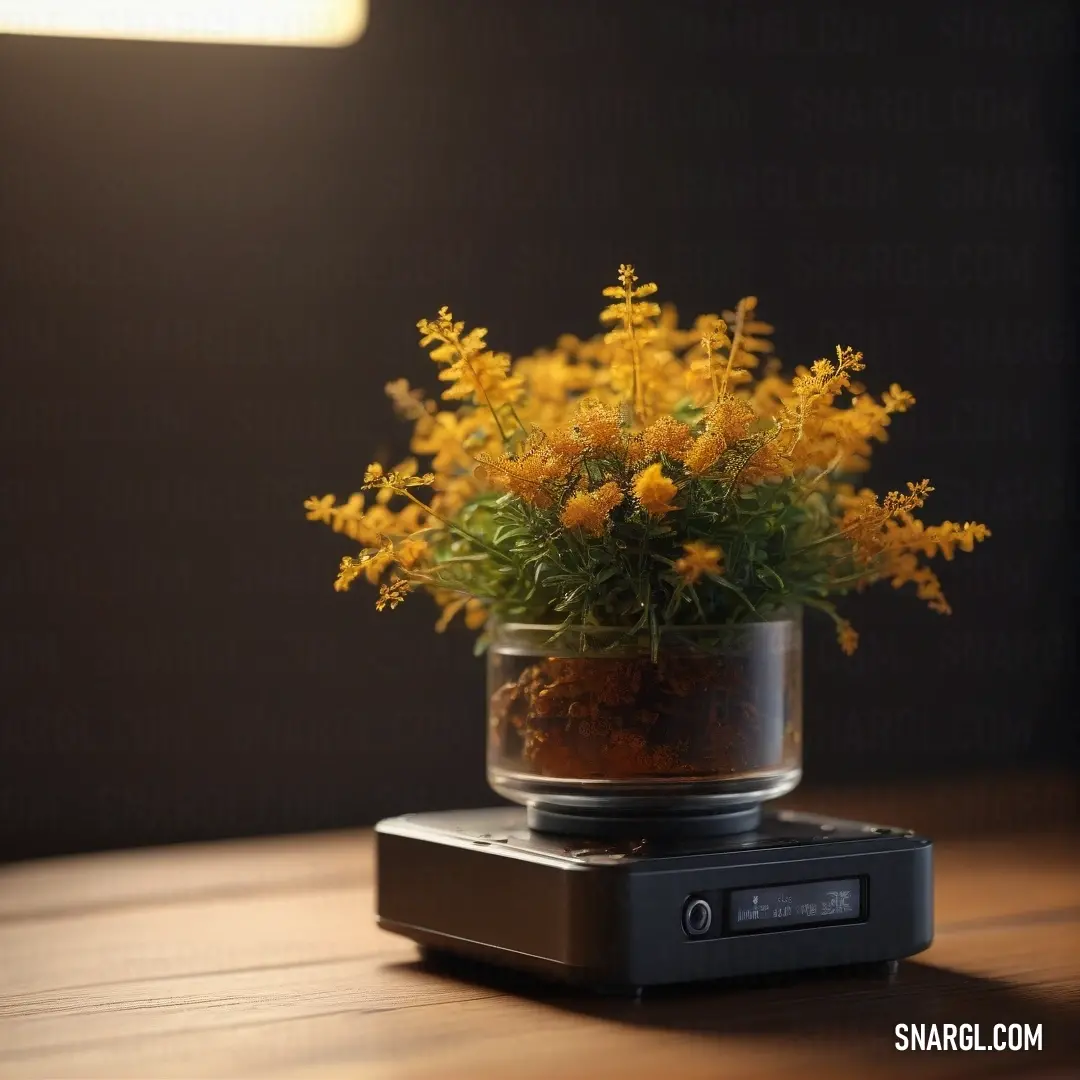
333;542;392;592
417;307;523;418
376;579;411;611
837;620;859;656
303;492;425;552
573;398;623;453
479;439;573;509
633;463;678;516
674;541;724;584
642;414;692;460
600;264;662;423
825;481;991;616
682;430;728;477
303;263;988;646
559;482;624;537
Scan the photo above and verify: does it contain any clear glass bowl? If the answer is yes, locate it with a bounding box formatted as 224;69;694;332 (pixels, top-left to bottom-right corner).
486;613;802;832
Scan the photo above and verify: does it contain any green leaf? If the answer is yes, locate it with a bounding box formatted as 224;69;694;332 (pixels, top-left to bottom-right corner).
556;582;588;607
664;584;687;620
755;564;785;591
706;574;760;616
543;616;576;648
491;524;529;546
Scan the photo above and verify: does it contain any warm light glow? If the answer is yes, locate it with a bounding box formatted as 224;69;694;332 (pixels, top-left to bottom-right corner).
0;0;368;47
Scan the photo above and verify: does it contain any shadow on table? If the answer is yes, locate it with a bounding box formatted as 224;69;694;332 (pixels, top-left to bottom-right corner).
398;951;1078;1073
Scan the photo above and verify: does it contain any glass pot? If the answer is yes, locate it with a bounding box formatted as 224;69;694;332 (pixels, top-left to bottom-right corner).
486;612;802;836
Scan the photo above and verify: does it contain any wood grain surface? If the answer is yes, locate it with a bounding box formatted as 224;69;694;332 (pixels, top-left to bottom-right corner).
1;772;1077;1079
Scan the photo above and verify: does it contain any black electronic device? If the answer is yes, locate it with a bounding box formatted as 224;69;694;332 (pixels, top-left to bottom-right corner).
375;806;932;992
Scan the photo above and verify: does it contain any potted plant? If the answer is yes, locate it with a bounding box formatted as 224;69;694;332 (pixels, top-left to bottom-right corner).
305;265;988;834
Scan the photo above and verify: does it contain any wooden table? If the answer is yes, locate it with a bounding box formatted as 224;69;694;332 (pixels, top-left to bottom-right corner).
1;773;1077;1079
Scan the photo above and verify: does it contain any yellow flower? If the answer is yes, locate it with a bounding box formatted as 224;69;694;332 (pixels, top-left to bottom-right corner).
623;432;649;466
303;494;336;524
560;481;624;537
363;460;435;497
599;265;663;423
512;349;596;428
329;493;364;533
883;515;990;562
429;475;475;518
740;440;787;484
573;398;623;454
682;431;727;476
411;410;497;477
882;383;915;413
464;598;488;630
841;480;936;561
479;442;573;508
362;547;394;585
385;378;435;421
437;348;522;409
417;307;522;417
394;537;429;570
434;594;488;632
334;555;363;593
376;457;423;504
544;425;582;461
703;395;755;443
376;578;412;611
883;479;933;514
641;414;692;461
341;504;395;546
686;317;731;404
787;346;866;449
884;552;953;614
924;520;990;560
837;620;859;655
633;463;678;516
394;503;429;533
334;541;393;592
673;541;724;584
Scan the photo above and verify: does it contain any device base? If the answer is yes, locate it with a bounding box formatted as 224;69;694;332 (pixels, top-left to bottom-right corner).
376;806;933;990
416;944;906;999
527;802;761;838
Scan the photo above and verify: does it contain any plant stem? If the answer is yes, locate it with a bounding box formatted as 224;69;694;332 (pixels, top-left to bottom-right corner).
506;401;528;436
790;500;896;557
719;300;746;400
801;595;843;626
822;570;874;588
445;329;511;444
804;451;845;490
398;489;512;564
790;531;844;554
623;280;646;425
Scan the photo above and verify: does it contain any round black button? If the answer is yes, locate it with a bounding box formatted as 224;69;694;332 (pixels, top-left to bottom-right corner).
682;897;713;937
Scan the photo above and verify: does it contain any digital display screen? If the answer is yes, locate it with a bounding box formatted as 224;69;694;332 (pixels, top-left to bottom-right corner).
728;878;862;932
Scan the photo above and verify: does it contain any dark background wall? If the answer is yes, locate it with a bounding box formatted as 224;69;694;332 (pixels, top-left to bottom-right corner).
1;0;1074;860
